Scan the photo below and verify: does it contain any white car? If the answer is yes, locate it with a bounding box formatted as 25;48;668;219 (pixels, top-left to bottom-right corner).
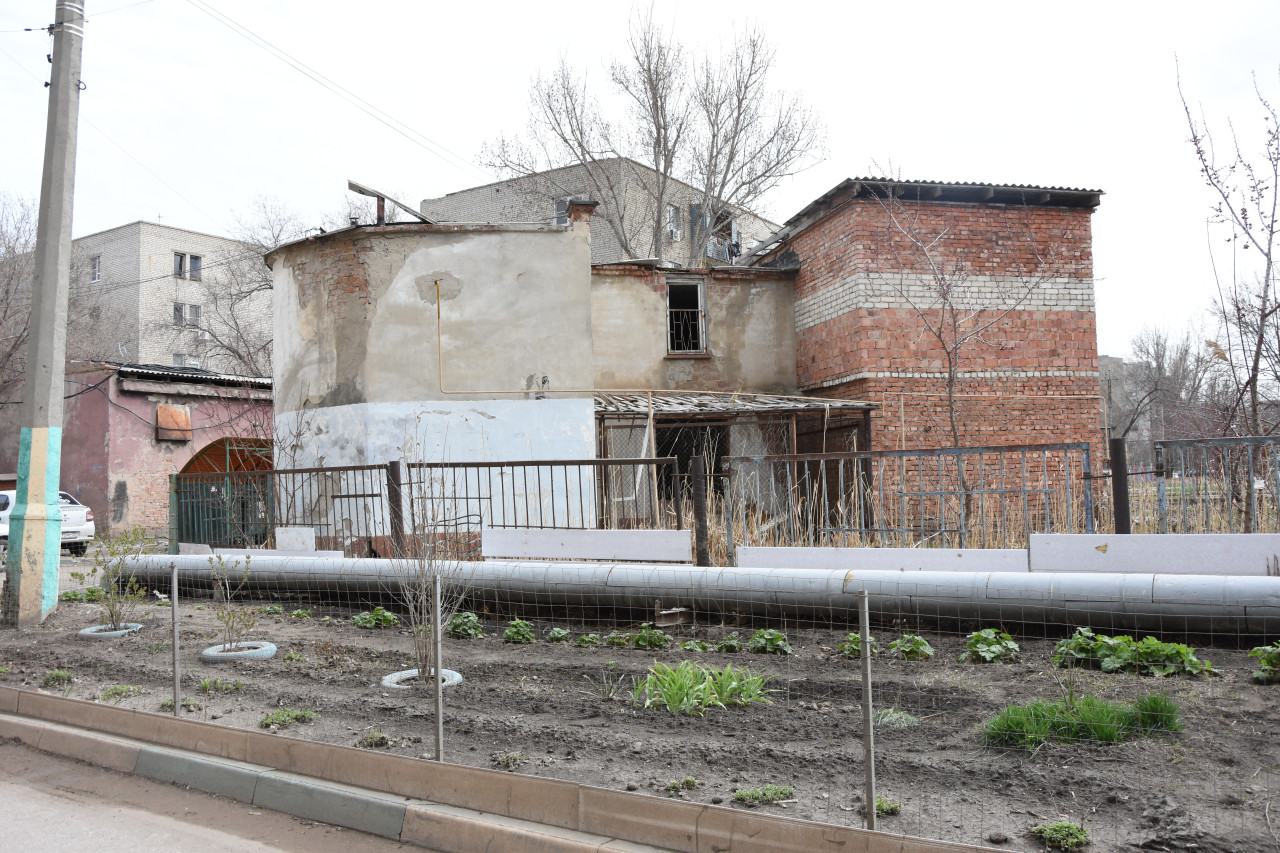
0;489;95;557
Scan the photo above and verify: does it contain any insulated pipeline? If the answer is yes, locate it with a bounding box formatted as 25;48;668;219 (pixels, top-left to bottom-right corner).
123;555;1280;635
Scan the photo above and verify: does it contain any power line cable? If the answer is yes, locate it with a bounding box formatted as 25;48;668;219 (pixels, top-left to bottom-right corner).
184;0;495;184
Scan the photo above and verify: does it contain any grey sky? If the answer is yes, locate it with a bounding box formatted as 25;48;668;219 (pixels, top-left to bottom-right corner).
1;0;1277;359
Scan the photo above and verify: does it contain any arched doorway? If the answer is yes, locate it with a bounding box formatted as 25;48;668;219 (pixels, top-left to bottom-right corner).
176;438;273;547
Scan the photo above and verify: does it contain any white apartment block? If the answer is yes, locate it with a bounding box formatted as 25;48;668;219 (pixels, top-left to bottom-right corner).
420;158;779;266
72;221;271;376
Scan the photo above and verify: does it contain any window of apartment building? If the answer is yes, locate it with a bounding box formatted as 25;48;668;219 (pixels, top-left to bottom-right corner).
667;280;706;355
666;204;681;242
90;255;101;283
172;353;201;369
173;252;202;279
173;302;201;328
689;205;739;262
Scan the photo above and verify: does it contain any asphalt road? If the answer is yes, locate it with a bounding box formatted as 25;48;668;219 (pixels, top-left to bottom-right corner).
0;742;418;852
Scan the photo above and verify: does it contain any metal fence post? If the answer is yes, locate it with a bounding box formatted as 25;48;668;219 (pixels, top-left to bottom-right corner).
387;461;406;559
171;559;181;717
691;456;710;566
168;475;180;555
860;589;876;829
1155;444;1168;534
1110;438;1131;534
722;459;737;567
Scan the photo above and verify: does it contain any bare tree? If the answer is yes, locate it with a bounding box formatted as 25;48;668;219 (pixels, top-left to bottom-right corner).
1109;326;1219;441
1180;66;1280;438
485;14;822;264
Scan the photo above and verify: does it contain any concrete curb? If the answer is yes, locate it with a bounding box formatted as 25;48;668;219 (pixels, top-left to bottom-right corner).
0;686;999;853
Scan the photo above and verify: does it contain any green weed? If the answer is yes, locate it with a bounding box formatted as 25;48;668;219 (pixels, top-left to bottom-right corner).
289;609;312;619
960;629;1020;663
837;632;877;658
875;795;901;816
715;632;743;653
733;784;794;805
355;730;389;748
352;607;398;629
546;627;570;643
100;685;141;704
159;697;202;712
446;612;484;639
888;634;934;661
42;669;73;688
59;587;104;603
261;604;284;615
603;631;631;647
874;708;920;728
260;708;319;729
667;776;699;795
503;619;535;644
491;751;526;770
682;639;710;652
574;633;601;648
633;622;672;650
1248;641;1280;684
747;628;792;655
1031;821;1089;851
984;693;1180;750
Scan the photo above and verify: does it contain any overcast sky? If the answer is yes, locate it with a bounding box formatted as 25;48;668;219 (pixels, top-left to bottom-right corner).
2;0;1278;359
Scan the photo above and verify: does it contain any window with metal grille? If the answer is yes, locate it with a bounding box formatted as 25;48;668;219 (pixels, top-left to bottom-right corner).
667;282;705;354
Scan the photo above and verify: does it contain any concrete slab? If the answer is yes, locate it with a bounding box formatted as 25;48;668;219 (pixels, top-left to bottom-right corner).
484;527;693;563
737;546;1028;572
402;802;612;853
274;527;316;551
1029;533;1280;575
37;724;140;773
252;770;409;840
0;714;46;747
134;746;264;802
580;787;700;852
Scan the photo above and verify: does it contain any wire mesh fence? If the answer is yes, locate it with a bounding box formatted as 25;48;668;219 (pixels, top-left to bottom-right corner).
34;548;1279;853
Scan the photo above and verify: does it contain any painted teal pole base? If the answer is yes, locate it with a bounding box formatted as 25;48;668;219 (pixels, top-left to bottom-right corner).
1;427;63;627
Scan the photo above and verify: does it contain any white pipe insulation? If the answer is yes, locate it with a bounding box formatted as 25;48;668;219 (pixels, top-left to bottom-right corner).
124;555;1280;635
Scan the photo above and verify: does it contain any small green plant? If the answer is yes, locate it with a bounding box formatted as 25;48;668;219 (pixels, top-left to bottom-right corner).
682;639;709;652
733;784;794;805
446;611;484;639
874;708;920;728
100;685;141;704
666;776;699;795
715;632;743;653
960;628;1020;663
633;661;772;715
260;708;319;729
984;693;1180;750
283;651;303;663
490;751;526;770
261;604;284;615
747;628;793;655
837;632;877;658
580;662;629;701
888;634;935;661
1052;628;1217;677
574;633;601;648
1031;820;1089;851
352;606;399;629
874;795;901;816
199;677;244;694
159;697;202;712
1249;641;1280;684
59;587;104;603
71;526;154;631
633;622;672;650
42;669;73;688
0;666;9;673
210;554;255;650
289;608;311;619
603;631;632;647
503;619;535;644
356;730;390;748
546;627;570;643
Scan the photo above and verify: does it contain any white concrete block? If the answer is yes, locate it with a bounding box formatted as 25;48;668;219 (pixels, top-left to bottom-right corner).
735;546;1028;572
482;528;693;563
275;527;316;552
1029;534;1280;575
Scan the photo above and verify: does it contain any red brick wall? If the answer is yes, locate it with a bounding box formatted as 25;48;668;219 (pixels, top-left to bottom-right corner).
771;191;1102;455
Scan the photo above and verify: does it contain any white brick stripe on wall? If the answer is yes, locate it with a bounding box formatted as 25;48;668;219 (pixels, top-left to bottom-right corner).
794;273;1095;332
809;368;1100;389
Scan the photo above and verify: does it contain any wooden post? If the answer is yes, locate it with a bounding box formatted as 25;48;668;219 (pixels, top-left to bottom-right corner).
691;456;710;566
387;461;406;558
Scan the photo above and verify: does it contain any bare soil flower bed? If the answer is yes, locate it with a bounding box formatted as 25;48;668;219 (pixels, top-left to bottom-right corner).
2;601;1276;853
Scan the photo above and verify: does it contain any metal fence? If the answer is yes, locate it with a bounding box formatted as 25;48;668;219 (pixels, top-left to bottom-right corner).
172;457;682;558
724;442;1095;549
1154;435;1280;534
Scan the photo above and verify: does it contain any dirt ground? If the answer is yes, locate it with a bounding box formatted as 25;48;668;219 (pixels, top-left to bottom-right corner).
1;579;1277;853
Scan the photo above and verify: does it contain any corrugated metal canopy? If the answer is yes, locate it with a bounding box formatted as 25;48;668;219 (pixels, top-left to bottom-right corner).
595;391;875;416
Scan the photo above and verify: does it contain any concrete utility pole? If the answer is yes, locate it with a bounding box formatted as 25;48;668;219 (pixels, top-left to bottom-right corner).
2;0;85;628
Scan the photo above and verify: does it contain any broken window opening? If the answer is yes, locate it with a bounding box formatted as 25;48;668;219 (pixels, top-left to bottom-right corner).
173;252;186;278
667;282;705;354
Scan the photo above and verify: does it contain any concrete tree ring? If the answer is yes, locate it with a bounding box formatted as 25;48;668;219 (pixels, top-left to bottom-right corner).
199;641;277;663
380;668;463;690
77;623;143;640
